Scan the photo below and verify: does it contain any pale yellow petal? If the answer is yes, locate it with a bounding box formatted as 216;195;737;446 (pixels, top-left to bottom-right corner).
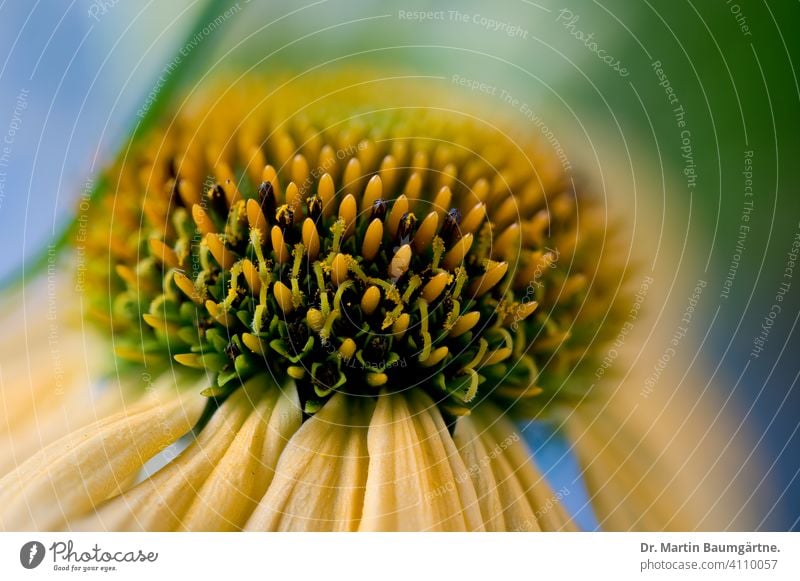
0;278;90;428
0;277;132;478
452;415;505;531
359;391;484;531
473;405;576;531
0;372;124;477
465;419;540;532
0;388;168;505
245;393;371;531
179;382;301;530
73;384;260;531
565;399;703;530
563;363;757;531
406;391;486;531
563;405;651;530
0;387;203;531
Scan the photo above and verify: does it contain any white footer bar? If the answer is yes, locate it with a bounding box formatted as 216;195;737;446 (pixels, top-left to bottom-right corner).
1;532;798;580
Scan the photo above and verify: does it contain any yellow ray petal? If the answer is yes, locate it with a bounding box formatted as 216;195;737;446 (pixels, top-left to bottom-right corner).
563;341;759;531
359;391;484;531
0;373;124;478
245;392;371;531
563;405;654;531
461;416;540;532
179;382;301;531
452;416;505;531
472;405;576;531
0;386;203;531
73;383;258;531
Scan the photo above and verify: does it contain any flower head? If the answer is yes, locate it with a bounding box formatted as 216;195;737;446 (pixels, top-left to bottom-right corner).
2;72;629;532
84;73;624;421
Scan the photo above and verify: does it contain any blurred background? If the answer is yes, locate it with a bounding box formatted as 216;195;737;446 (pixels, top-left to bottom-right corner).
0;0;797;530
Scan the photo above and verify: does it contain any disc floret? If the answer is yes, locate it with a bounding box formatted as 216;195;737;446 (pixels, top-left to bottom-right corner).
83;76;624;419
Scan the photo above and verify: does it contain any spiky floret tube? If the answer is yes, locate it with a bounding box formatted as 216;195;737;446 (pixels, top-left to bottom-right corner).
82;73;626;422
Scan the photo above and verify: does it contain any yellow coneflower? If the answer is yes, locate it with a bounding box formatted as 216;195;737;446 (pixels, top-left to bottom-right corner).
1;72;628;531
